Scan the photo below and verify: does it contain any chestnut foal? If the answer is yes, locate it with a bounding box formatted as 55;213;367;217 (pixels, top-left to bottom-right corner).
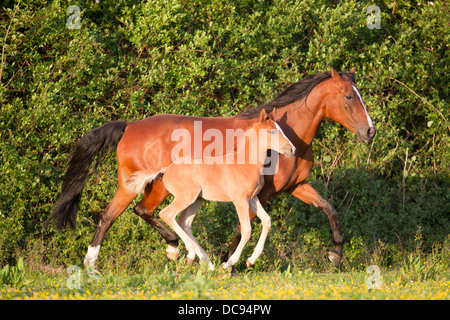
127;109;295;270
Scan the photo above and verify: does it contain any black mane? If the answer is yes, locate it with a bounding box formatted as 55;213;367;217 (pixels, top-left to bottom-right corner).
238;71;355;119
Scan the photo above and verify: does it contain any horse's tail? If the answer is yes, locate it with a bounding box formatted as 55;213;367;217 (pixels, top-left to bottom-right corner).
43;121;128;230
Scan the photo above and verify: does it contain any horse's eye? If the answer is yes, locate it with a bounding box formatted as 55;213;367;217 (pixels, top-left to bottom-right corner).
346;94;353;100
270;129;277;135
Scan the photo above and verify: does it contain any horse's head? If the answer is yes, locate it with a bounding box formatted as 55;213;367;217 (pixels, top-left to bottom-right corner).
324;67;376;143
256;109;296;157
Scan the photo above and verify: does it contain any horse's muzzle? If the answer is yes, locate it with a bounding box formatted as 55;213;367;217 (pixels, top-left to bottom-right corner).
367;126;377;142
359;126;377;143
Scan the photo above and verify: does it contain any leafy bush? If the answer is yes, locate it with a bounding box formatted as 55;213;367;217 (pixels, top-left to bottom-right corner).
0;215;24;265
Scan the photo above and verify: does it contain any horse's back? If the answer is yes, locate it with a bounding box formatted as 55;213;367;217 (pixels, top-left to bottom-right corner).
117;114;243;175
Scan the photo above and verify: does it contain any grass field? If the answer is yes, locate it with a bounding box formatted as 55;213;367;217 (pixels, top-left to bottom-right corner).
1;261;448;300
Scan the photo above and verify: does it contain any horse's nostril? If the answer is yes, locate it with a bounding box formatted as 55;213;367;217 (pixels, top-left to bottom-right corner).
283;145;295;157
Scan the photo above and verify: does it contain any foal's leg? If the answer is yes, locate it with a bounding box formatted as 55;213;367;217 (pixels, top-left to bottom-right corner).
246;197;271;268
159;197;214;271
225;191;269;273
223;199;252;269
133;179;180;260
84;184;137;267
176;199;204;264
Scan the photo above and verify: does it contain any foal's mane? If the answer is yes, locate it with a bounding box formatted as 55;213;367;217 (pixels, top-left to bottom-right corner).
238;71;355;119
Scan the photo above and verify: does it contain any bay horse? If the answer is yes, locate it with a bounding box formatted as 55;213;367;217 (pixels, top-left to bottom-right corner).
43;67;376;270
128;109;295;270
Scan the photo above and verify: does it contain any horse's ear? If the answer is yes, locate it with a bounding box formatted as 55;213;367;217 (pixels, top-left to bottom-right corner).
270;109;276;120
330;67;343;82
259;108;268;122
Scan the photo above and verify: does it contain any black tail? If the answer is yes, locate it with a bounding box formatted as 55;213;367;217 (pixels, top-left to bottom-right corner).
43;121;128;230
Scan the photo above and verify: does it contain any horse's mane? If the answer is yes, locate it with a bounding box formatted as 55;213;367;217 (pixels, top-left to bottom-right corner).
238;71;355;119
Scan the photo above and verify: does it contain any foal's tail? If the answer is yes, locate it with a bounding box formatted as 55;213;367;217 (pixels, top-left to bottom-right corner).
125;168;166;195
43;121;128;230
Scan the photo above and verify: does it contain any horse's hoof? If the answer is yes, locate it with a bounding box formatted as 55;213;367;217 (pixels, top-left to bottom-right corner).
246;259;254;268
328;250;341;267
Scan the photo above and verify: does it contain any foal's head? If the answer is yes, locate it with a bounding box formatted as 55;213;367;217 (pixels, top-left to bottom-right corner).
254;109;296;158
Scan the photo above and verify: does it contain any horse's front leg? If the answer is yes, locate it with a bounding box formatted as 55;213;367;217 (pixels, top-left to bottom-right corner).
223;199;252;269
290;182;344;266
176;199;204;264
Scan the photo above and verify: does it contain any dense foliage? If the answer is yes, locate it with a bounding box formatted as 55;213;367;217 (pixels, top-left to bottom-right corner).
0;0;448;272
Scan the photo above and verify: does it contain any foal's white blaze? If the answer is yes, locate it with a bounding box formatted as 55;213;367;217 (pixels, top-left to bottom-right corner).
352;85;374;128
274;122;295;152
84;245;100;267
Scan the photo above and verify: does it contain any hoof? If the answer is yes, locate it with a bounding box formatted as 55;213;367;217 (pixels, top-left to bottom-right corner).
165;245;179;261
246;259;254;268
222;261;233;270
186;251;196;265
328;250;342;267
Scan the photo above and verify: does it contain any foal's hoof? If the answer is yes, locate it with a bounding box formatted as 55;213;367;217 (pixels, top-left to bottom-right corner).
246;259;254;268
187;256;195;265
222;262;234;271
165;245;179;261
328;250;342;267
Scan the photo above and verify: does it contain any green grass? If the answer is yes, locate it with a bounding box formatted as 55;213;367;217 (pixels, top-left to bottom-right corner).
2;234;448;300
1;260;448;300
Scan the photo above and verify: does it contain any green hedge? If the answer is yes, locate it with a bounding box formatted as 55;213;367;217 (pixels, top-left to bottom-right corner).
0;0;448;270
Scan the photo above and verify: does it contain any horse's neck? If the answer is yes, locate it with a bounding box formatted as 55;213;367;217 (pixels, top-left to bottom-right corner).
275;90;326;148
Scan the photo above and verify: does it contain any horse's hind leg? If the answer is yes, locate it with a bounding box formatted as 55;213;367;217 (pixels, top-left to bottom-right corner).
159;196;214;271
133;179;180;260
84;184;137;267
